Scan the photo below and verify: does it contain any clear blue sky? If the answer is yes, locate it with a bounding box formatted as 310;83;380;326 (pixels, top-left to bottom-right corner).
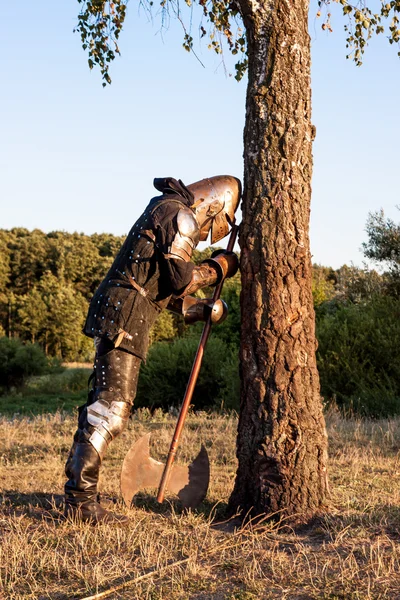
1;1;399;268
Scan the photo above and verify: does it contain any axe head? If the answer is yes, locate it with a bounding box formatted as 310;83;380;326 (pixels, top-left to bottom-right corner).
120;433;210;509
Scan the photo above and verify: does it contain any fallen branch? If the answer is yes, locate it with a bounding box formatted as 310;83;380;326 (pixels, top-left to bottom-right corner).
79;556;191;600
79;511;284;600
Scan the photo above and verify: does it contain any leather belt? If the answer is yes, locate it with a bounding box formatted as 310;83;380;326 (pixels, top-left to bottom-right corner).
113;271;162;312
114;328;134;347
128;276;148;298
115;271;149;297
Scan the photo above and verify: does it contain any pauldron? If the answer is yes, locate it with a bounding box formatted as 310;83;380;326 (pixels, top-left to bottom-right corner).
166;207;200;262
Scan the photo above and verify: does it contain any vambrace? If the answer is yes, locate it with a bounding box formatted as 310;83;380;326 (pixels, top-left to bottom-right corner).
179;263;221;297
181;251;239;296
84;347;141;460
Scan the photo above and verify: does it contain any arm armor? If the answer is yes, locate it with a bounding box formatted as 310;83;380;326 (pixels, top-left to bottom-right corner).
167;296;228;325
164;207;200;262
180;251;239;297
180;263;221;297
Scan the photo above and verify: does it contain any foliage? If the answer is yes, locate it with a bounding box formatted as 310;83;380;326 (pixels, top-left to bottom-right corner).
363;209;400;264
305;260;400;417
316;295;400;416
0;337;48;392
0;228;124;361
210;271;241;347
334;264;385;303
317;0;400;66
0;228;243;363
4;225;400;418
74;0;126;86
16;273;92;360
312;264;336;307
314;209;400;416
75;0;247;86
192;246;217;265
25;368;91;395
362;208;400;296
136;335;239;411
75;0;400;87
149;310;178;344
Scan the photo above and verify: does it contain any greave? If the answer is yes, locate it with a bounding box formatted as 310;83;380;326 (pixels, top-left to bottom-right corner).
64;344;141;520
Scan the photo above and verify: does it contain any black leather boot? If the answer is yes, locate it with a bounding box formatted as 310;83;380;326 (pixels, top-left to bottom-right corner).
64;432;129;525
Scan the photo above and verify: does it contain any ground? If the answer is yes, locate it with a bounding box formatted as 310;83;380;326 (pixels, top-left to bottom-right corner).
1;408;400;599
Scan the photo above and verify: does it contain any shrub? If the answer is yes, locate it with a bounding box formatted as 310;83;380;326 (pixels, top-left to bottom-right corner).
136;336;240;411
25;368;91;395
316;296;400;416
0;337;48;392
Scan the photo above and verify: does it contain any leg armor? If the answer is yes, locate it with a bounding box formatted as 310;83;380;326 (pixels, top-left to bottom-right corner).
64;340;141;523
82;343;142;460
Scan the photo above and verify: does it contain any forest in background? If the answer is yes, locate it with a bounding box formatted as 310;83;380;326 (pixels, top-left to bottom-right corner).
1;208;400;416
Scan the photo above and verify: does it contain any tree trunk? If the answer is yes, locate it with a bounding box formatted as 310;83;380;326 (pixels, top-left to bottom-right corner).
229;0;329;519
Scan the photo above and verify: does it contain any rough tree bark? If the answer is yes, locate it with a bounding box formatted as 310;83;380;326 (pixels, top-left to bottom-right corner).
229;0;329;518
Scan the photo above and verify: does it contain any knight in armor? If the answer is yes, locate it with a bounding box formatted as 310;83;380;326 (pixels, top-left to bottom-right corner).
64;175;241;524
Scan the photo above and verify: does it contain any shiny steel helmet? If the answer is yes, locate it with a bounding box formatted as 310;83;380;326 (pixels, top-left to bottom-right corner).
187;175;241;244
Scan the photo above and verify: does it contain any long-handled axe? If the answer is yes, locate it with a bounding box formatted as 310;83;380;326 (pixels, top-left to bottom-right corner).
120;222;239;509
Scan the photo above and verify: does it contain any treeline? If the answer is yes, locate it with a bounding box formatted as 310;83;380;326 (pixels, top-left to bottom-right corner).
0;228;125;359
0;228;219;361
312;208;400;415
1;207;400;416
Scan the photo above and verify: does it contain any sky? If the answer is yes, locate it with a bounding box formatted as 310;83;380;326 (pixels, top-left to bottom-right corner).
1;1;399;269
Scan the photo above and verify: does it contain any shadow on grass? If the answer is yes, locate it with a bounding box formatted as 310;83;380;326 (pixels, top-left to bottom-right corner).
0;490;65;521
129;490;229;521
0;488;230;529
11;489;398;544
311;505;400;541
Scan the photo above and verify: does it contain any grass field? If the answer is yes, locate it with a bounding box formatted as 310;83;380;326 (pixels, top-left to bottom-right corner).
1;408;400;599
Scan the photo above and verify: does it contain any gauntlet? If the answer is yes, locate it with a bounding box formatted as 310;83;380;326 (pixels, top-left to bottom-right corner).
167;296;228;325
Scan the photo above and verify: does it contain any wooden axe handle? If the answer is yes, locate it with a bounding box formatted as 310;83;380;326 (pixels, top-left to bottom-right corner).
157;223;240;503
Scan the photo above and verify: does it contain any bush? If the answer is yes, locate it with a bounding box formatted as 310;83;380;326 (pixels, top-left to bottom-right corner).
214;273;241;348
25;368;91;395
136;336;240;411
316;296;400;416
0;337;48;392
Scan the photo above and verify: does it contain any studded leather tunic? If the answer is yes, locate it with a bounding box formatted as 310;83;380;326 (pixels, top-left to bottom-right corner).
83;188;198;360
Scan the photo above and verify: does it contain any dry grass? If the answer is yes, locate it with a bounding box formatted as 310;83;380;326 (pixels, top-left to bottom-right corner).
1;408;400;599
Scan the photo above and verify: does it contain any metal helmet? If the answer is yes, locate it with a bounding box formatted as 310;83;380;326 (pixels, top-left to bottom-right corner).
187;175;241;244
